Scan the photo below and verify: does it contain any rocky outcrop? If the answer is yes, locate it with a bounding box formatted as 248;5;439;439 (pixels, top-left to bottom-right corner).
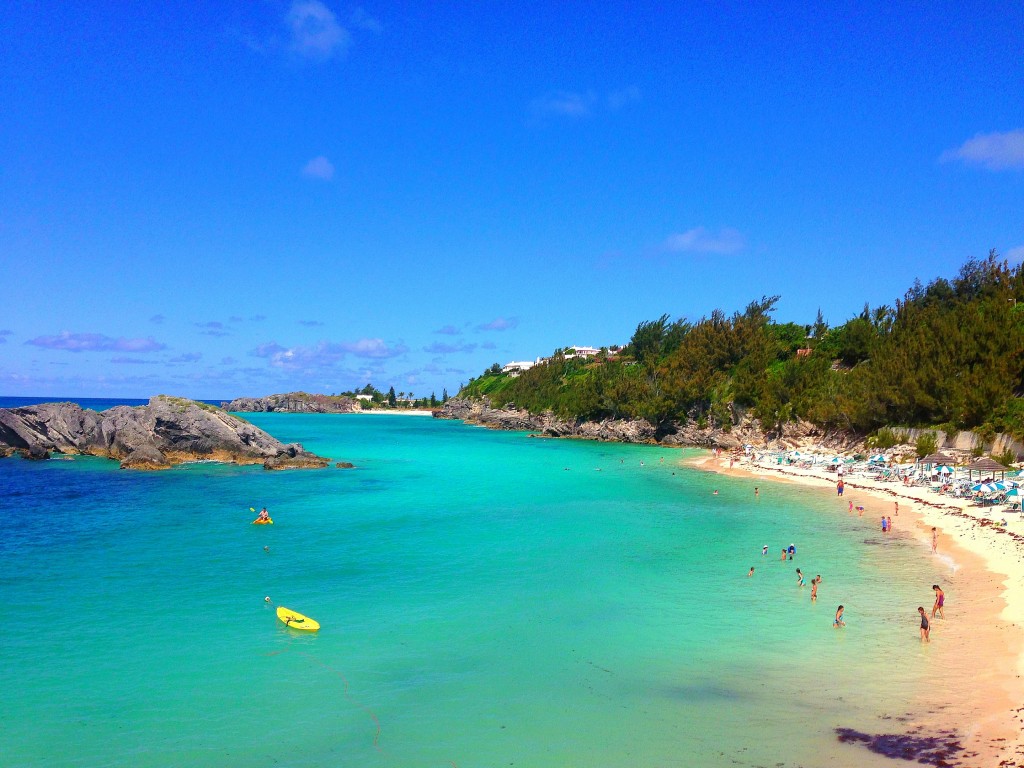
0;396;332;470
435;398;866;452
223;392;359;414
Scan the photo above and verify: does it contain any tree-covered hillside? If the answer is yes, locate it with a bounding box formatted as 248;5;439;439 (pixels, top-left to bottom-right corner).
459;254;1024;441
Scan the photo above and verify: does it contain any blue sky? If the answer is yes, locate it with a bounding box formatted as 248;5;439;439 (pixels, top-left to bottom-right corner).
2;2;1022;400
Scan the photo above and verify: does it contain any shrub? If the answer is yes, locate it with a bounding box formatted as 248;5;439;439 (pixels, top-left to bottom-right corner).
914;431;938;459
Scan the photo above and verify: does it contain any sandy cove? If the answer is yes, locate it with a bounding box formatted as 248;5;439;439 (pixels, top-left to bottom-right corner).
692;451;1024;765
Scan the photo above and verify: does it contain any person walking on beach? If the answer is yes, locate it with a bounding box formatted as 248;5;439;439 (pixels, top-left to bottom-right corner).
848;500;853;514
895;501;899;516
932;585;945;619
834;605;845;627
881;516;888;533
931;527;938;554
918;607;930;642
837;478;844;496
887;515;893;531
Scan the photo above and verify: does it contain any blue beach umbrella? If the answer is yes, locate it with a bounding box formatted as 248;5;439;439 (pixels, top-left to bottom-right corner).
869;454;886;463
936;465;953;474
1005;488;1021;498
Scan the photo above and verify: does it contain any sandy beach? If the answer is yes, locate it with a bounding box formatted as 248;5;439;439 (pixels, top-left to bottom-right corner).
693;451;1024;765
358;409;435;416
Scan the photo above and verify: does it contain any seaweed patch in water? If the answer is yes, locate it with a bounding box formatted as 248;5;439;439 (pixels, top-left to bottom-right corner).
835;727;967;766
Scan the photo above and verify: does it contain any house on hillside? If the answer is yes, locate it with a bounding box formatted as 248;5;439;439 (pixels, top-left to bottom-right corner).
502;360;536;377
565;345;600;360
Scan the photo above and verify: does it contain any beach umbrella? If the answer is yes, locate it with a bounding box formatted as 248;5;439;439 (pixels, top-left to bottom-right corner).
869;454;886;463
972;482;1004;493
936;465;953;474
1005;488;1021;498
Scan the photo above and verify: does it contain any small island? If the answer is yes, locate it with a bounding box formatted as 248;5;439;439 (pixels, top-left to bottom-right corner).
0;395;331;470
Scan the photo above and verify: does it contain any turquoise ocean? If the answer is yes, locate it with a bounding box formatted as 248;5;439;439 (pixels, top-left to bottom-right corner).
1;408;946;767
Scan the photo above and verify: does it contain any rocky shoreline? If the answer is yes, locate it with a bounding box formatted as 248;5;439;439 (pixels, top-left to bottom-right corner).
0;396;331;470
434;397;865;452
222;392;360;413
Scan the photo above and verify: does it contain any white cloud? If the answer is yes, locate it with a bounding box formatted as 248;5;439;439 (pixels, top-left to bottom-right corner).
340;338;407;358
251;337;407;370
423;342;478;354
477;317;519;332
26;332;166;353
530;91;597;119
1006;245;1024;265
663;227;745;255
302;155;335;180
940;130;1024;171
433;324;462;335
287;1;350;60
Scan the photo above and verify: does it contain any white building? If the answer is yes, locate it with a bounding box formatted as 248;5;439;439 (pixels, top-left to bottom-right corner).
502;360;536;376
565;345;600;359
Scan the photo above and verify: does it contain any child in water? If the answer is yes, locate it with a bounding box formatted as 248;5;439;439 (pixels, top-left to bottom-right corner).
834;605;845;627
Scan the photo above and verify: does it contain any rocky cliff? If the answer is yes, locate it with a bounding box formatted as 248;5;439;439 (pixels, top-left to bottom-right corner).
0;396;332;470
222;392;360;413
435;398;864;452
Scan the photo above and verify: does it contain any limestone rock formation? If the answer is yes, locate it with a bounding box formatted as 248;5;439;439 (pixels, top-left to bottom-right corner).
222;393;359;414
435;397;865;453
0;396;332;470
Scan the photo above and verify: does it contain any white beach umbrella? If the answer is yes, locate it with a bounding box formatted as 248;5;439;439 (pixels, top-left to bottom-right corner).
1005;488;1021;498
936;465;953;474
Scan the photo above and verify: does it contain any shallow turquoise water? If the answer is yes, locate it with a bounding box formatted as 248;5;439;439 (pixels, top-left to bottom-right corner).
0;414;944;767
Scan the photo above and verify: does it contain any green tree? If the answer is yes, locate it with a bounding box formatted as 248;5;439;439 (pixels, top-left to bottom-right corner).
387;387;396;407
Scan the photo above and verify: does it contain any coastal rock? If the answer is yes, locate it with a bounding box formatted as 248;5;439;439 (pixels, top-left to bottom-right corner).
223;392;359;414
336;461;355;468
434;398;868;453
0;396;333;471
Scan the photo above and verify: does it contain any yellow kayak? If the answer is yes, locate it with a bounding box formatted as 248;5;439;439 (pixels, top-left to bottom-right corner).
252;518;273;525
277;606;320;631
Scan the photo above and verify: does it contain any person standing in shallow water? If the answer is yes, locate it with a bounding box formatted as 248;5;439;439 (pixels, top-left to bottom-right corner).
796;568;805;587
918;607;930;642
932;585;945;619
834;605;845;627
781;548;787;561
810;576;819;602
